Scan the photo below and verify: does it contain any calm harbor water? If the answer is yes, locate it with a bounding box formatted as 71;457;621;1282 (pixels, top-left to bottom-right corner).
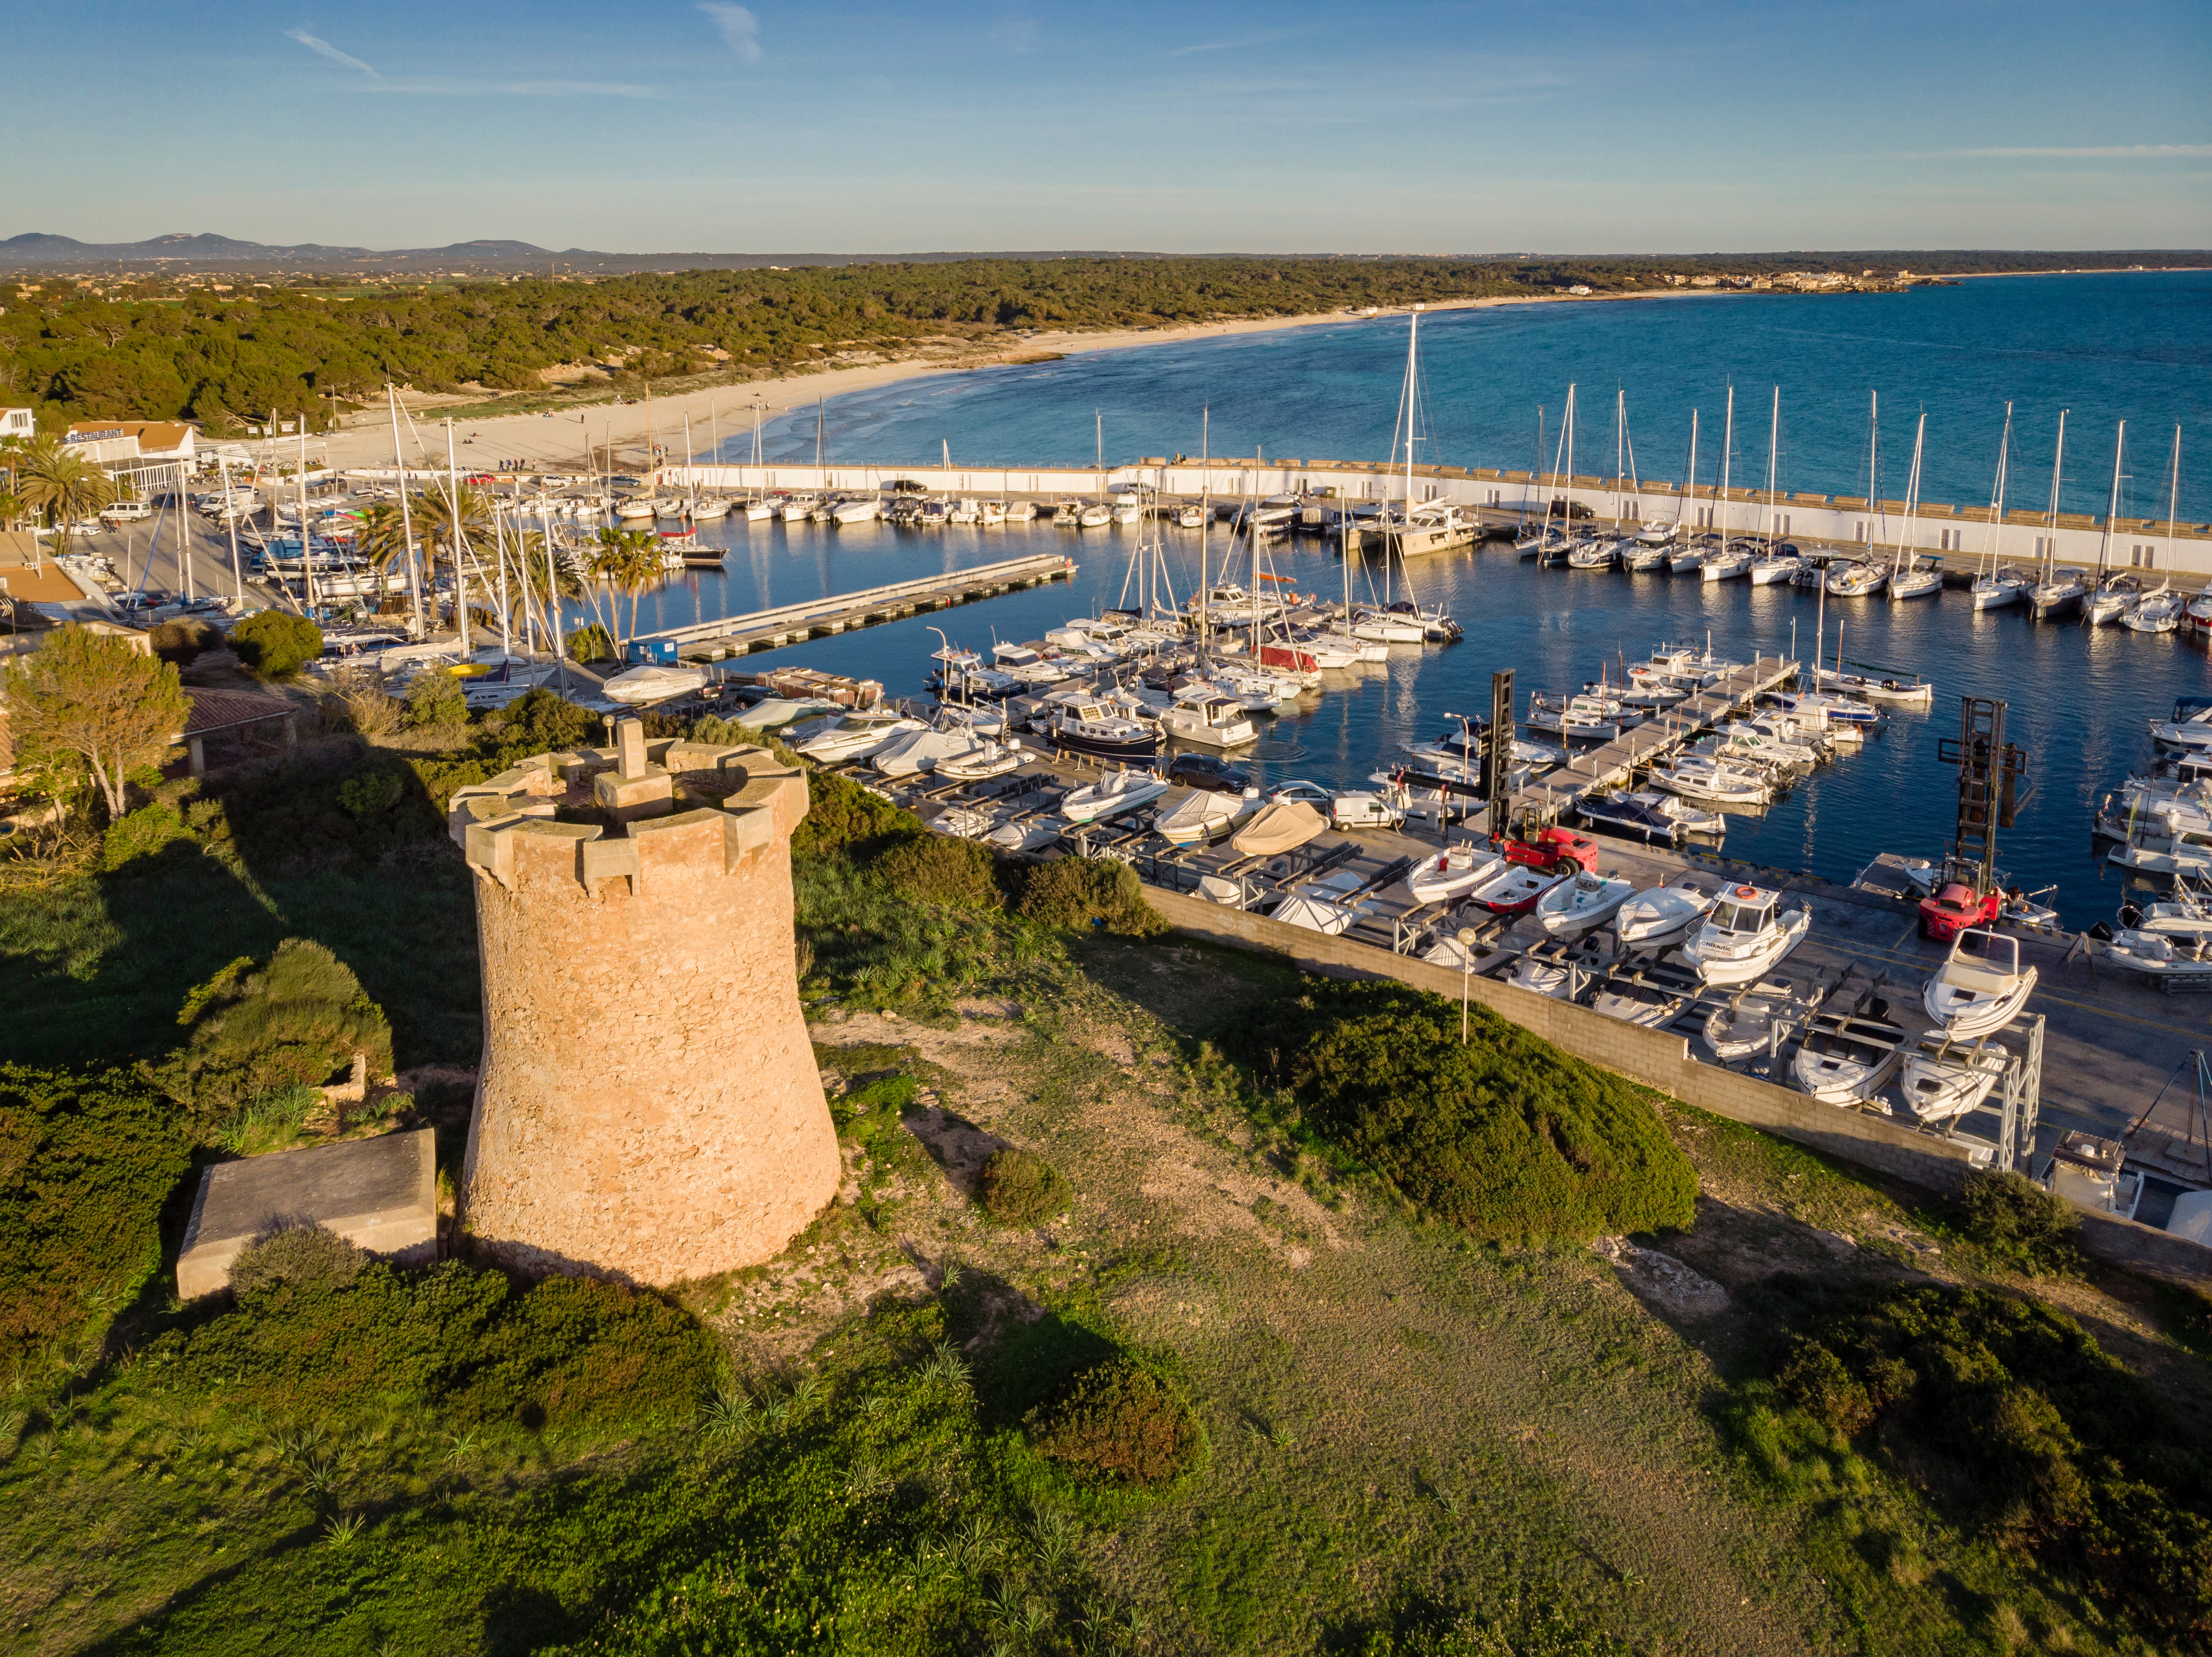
611;274;2211;930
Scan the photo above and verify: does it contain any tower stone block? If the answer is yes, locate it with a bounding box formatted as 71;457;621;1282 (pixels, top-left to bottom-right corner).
447;722;836;1284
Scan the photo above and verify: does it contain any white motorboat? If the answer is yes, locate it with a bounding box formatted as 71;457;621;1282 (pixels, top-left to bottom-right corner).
1922;928;2037;1037
1463;860;1567;916
830;495;882;526
601;663;709;705
933;701;1009;738
1156;786;1258;847
791;710;925;762
934;740;1025;781
1405;846;1506;908
2102;929;2212;979
1537;871;1637;937
1615;876;1719;951
1645;757;1769;807
1700;979;1813;1063
1635;519;1679;547
1791;1013;1906;1109
1625;543;1673;572
1077;503;1113;528
1161;692;1258;749
736;694;839;730
1590;972;1692;1027
927;807;995;839
1899;1036;2010;1125
1062;767;1170;823
1681;884;1811;986
1003;500;1039;522
1270;869;1372;936
1174;505;1205;529
987;819;1066;855
871;728;986;778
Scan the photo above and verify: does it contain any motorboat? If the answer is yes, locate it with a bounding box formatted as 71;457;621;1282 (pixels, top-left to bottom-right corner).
1161;692;1259;749
870;728;986;778
1826;560;1887;597
733;694;839;730
791;710;925;763
1567;538;1617;570
1645;756;1769;807
1791;1013;1907;1108
1615;875;1719;951
1003;500;1039;522
987;819;1066;855
1046;700;1160;762
1229;800;1328;856
601;662;709;705
1537;871;1637;937
1635;519;1680;547
1405;846;1506;907
1700;978;1813;1063
1078;503;1113;528
2150;701;2212;756
927;807;995;839
1576;791;1684;845
1899;1036;2010;1125
1527;691;1622;742
1463;860;1567;917
1157;786;1258;847
1270;869;1374;936
1174;504;1205;528
934;740;1025;782
1590;971;1693;1027
2028;566;2087;619
1062;767;1170;824
1969;567;2032;610
1851;852;1938;903
1628;790;1725;839
775;493;819;521
1625;542;1673;572
1922;928;2037;1037
2102;929;2212;979
1712;721;1822;769
1681;884;1811;986
1813;665;1933;707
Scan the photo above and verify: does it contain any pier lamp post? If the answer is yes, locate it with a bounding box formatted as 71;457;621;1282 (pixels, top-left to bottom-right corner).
1457;926;1479;1043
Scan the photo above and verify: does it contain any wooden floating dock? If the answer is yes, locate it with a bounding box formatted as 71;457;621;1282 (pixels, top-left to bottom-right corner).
632;553;1078;659
1516;653;1801;813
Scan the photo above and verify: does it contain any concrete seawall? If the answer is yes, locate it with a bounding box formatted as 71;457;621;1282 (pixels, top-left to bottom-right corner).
1143;885;2212;1283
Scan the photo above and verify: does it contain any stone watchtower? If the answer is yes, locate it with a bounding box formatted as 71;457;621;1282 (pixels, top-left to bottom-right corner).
446;718;837;1284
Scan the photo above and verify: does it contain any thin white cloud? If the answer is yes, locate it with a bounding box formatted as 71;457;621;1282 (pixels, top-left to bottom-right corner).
1955;144;2212;158
699;2;762;63
1164;32;1298;58
363;79;668;98
285;27;377;78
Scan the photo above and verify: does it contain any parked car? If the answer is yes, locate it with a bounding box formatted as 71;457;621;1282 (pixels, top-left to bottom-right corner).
1268;779;1405;830
1167;753;1252;794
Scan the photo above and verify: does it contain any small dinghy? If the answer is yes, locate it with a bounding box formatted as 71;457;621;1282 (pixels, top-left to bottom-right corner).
935;740;1025;781
1590;971;1692;1027
1537;871;1637;937
1899;1035;2010;1125
1699;978;1811;1063
1791;1012;1907;1109
987;819;1066;855
1922;928;2036;1037
1062;767;1170;824
1615;875;1720;952
1406;845;1506;907
927;807;996;839
1682;885;1811;986
1464;860;1568;916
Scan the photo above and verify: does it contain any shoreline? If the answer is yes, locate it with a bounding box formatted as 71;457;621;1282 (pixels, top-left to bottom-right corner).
322;286;1720;474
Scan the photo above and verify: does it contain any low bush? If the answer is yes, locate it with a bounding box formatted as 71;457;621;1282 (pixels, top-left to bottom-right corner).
326;664;399;737
1016;856;1164;936
148;617;221;667
101;802;191;871
402;671;467;731
1026;1355;1205;1487
1729;1277;2210;1641
156;938;393;1132
1238;979;1697;1245
227;1221;368;1295
229;612;323;679
980;1147;1073;1225
793;764;921;861
0;1063;192;1364
876;832;1004;910
157;1258;718;1432
478;687;603;768
336;770;404;819
1946;1170;2085;1278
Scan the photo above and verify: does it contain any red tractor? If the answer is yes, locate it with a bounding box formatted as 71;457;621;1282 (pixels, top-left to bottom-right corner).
1500;825;1600;873
1919;878;2001;943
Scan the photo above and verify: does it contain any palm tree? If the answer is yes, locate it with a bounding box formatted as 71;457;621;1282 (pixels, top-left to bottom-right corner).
587;526;665;655
15;437;116;559
413;484;490;646
355;502;413;600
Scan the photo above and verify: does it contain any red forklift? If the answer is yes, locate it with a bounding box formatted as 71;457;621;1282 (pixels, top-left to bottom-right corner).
1919;696;2030;943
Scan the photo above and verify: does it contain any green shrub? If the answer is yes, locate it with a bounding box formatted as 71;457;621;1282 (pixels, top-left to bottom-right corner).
1239;979;1697;1245
148;616;221;666
336;771;403;818
402;670;467;731
229;611;323;678
156;939;393;1132
1026;1355;1205;1487
478;686;602;768
980;1147;1073;1225
1946;1170;2084;1278
209;1083;321;1156
0;1064;192;1364
1016;856;1164;936
227;1222;369;1295
101;802;191;871
793;765;920;861
566;624;615;662
877;832;1004;910
1729;1277;2209;1640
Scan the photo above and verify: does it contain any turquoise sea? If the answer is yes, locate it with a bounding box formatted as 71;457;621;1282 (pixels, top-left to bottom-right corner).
601;272;2212;928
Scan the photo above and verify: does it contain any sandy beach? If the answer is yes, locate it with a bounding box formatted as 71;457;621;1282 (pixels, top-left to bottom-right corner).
326;287;1697;475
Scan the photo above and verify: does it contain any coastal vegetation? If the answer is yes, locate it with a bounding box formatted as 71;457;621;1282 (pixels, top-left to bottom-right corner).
3;679;2210;1654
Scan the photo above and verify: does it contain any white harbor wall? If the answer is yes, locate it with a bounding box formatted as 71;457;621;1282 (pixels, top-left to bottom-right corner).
662;461;2212;583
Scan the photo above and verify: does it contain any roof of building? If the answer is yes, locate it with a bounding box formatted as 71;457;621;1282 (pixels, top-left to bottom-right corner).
63;420;195;452
181;687;296;739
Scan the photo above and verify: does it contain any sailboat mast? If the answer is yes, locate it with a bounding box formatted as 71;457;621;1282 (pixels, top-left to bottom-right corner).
1198;406;1210;657
1897;413;1925;577
1764;387;1779;553
390;384;423;637
1982;402;2013;576
1867;391;1880;555
1614;389;1625;526
2167;425;2183;572
2045;409;2068;580
2097;420;2125;583
1681;410;1697;532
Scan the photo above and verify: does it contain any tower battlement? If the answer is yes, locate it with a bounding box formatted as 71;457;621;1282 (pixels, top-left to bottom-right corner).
452;719;837;1285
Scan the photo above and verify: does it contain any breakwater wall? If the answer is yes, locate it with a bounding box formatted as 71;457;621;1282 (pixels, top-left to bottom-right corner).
663;459;2212;581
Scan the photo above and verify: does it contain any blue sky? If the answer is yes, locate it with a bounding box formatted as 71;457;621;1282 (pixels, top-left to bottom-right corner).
8;1;2208;252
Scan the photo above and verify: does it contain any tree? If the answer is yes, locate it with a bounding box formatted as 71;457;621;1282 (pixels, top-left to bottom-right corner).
14;437;115;558
587;526;664;655
355;501;414;604
1;624;188;818
414;484;490;649
230;610;323;679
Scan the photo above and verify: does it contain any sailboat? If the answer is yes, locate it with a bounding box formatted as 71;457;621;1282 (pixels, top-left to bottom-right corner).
1968;403;2027;610
1515;406;1549;555
2028;410;2086;619
1381;307;1475;557
2082;422;2134;625
1544;387;1579;565
2128;427;2189;633
1699;386;1757;580
1634;405;1684;555
1666;411;1707;573
1889;413;1942;599
1749;388;1800;584
1827;392;1890;596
